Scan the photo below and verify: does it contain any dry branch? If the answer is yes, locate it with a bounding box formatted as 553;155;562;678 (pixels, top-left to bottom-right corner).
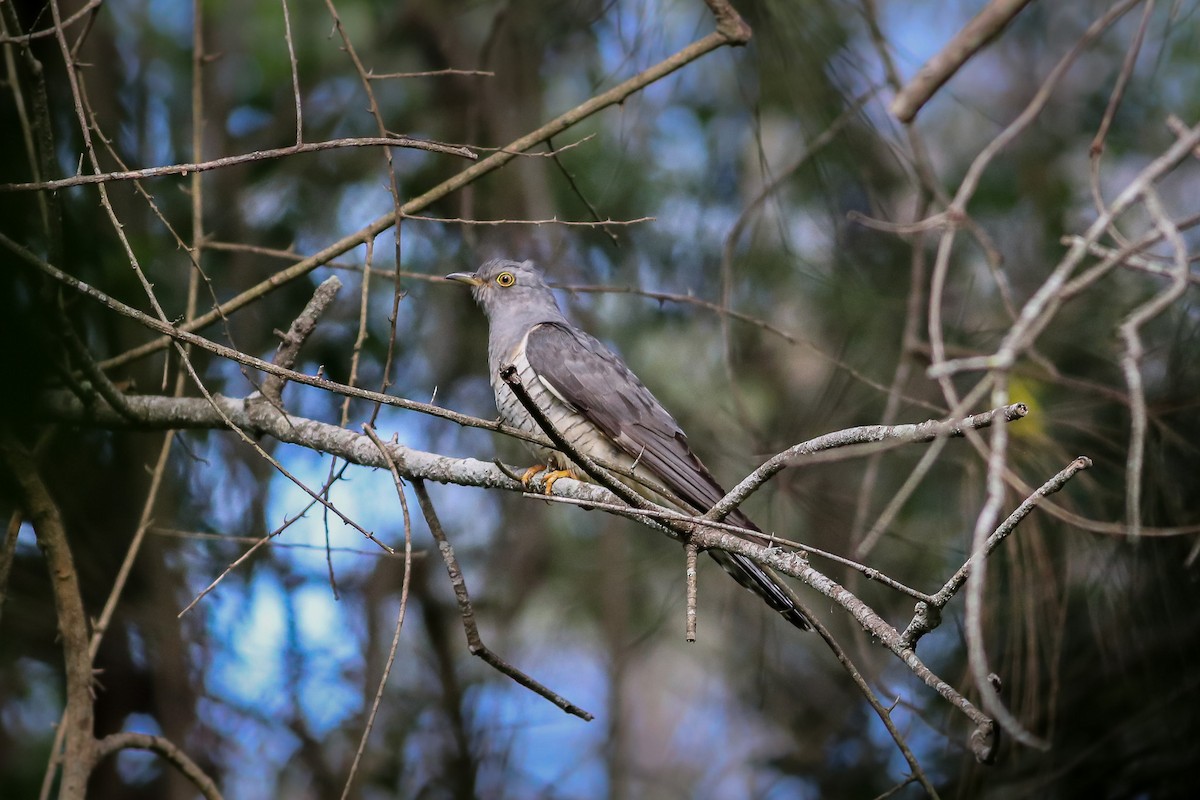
0;137;475;192
412;479;594;721
81;4;759;372
1;434;96;799
94;733;222;800
891;0;1037;123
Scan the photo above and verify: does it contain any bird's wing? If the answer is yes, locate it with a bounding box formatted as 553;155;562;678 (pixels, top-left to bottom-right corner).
522;321;729;514
523;321;811;631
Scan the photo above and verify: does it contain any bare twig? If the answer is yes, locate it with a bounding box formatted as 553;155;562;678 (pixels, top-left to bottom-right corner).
402;214;655;227
1088;0;1156;220
1061;234;1200;286
88;5;761;371
2;433;96;799
367;68;494;79
152;526;415;558
706;404;1028;525
891;0;1037;122
342;426;415;799
930;118;1200;380
961;401;1045;752
411;479;593;720
0;136;475;192
94;733;222;800
178;463;363;618
803;603;942;799
903;456;1093;646
280;0;302;144
261;276;343;404
0;512;21;627
1117;190;1190;537
685;543;698;642
0;0;101;44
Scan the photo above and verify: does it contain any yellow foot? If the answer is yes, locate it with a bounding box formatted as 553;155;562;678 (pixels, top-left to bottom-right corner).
542;468;577;495
519;464;547;488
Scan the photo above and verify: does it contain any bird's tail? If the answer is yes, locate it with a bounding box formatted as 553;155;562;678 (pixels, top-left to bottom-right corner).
707;548;812;631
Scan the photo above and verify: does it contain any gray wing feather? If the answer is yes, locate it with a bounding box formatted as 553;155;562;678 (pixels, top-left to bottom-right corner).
523;322;810;631
523;322;727;512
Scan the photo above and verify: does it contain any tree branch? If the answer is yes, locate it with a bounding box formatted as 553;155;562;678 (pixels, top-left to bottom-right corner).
261;275;342;404
705;404;1029;524
0;137;475;192
1;433;96;798
94;732;222;800
891;0;1036;123
411;479;593;721
79;10;759;372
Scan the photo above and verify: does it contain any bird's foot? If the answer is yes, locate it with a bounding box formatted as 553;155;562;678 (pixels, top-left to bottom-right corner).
519;464;547;488
541;468;578;495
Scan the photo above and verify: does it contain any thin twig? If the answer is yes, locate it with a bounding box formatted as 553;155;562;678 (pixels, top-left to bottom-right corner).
1088;0;1156;222
0;137;475;192
412;479;593;720
1117;190;1190;537
280;0;302;145
891;0;1036;122
402;213;655;227
94;733;222;800
0;512;21;627
89;7;759;371
177;462;363;617
706;404;1028;526
802;601;942;799
262;276;343;404
903;456;1093;646
342;426;415;799
367;68;495;79
685;543;698;642
0;1;100;44
961;387;1046;752
152;526;416;558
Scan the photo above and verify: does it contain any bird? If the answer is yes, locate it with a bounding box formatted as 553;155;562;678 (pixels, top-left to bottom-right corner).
445;258;810;631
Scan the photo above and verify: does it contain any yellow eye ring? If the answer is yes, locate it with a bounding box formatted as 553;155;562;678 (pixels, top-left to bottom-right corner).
495;271;515;287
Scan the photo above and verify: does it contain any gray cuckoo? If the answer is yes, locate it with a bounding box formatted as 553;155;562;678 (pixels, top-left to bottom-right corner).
446;259;810;630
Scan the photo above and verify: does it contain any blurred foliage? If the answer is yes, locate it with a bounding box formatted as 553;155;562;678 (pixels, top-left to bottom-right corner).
2;0;1200;798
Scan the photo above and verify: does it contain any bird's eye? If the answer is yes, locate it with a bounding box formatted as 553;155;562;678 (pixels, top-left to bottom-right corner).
495;271;515;287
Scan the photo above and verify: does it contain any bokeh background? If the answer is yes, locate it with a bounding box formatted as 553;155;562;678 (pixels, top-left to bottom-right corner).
2;0;1199;798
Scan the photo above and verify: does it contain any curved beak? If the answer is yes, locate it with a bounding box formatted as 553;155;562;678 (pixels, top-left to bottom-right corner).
443;271;483;286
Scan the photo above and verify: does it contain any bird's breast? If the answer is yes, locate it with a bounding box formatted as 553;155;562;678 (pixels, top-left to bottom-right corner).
490;338;628;475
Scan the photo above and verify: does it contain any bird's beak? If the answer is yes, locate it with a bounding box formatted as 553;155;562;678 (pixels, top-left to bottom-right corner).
443;271;483;286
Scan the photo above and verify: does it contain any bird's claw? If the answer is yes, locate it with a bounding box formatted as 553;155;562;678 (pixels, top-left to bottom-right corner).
541;468;577;495
519;464;547;488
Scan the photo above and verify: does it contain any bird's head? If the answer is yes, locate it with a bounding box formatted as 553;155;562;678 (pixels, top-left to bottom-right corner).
444;259;564;324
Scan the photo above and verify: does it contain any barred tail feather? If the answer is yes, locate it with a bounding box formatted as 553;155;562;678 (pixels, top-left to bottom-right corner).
708;549;811;631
